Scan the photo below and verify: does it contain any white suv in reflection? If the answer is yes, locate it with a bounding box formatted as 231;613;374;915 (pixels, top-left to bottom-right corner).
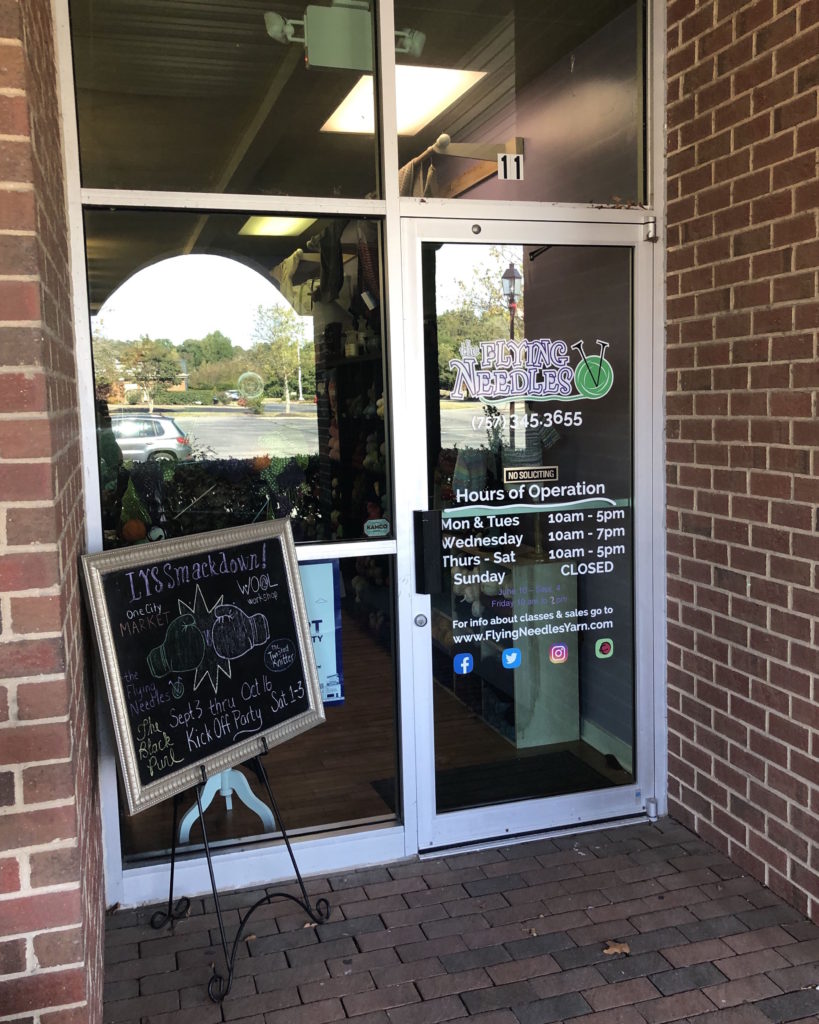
111;415;193;463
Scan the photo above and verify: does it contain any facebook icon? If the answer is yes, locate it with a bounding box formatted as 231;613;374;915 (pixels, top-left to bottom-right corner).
453;653;473;675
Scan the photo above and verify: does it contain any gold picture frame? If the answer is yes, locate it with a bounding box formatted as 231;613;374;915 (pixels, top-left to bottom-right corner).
81;520;324;815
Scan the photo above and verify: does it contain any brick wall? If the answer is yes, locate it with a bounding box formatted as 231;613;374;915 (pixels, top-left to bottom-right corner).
0;1;104;1020
666;0;819;919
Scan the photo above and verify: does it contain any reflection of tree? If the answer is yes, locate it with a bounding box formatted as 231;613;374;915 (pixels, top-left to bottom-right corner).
189;356;254;392
437;246;524;390
91;328;127;398
197;330;235;363
299;342;316;397
251;305;307;413
179;338;205;370
119;336;181;412
180;331;234;371
91;320;316;408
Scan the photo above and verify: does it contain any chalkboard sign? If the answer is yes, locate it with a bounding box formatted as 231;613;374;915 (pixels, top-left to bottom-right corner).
81;520;324;815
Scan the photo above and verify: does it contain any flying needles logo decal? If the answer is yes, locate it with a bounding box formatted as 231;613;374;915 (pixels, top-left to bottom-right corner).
449;338;614;402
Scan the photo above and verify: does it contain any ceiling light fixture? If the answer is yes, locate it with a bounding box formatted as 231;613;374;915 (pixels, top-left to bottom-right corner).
238;216;317;237
322;65;486;135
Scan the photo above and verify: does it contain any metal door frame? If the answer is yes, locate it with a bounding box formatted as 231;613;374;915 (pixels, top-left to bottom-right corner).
394;213;662;851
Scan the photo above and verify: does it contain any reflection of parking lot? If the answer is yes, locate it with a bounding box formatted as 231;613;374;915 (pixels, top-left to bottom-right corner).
175;412;319;459
440;403;504;448
173;404;488;461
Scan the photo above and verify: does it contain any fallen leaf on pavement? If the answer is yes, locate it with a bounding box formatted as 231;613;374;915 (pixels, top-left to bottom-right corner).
603;940;631;956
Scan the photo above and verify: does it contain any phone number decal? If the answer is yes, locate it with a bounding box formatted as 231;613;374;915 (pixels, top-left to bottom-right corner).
472;410;583;430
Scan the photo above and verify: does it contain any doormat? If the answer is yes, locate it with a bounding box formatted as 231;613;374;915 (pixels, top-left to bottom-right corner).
371;749;616;815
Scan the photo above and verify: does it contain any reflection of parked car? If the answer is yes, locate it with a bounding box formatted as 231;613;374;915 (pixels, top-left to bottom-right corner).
111;415;192;463
225;389;240;400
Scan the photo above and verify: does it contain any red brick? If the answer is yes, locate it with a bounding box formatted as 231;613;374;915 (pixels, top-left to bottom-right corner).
0;551;60;592
715;93;752;131
0;857;20;894
796;51;819;90
0;373;47;413
33;927;83;969
17;679;70;720
41;1009;94;1024
22;762;76;804
794;302;819;329
776;24;819;72
1;638;66;678
9;595;65;634
29;847;81;889
769;553;812;585
0;279;40;320
773;272;815;303
734;280;771;306
0;968;85;1016
733;225;771;254
5;506;59;545
0;417;55;459
0;91;29;136
773;212;816;246
771;500;813;530
773;151;816;187
0;190;36;232
715;311;752;337
751;189;793;222
716;35;755;79
734;110;773;149
0;724;71;769
736;0;776;38
682;3;716;44
774;90;818;130
753;130;796;168
0;463;54;501
0;890;81;938
752;246;793;278
0;936;26;974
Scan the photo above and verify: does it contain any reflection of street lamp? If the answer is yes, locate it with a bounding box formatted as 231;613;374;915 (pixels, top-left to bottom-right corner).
502;262;524;451
501;262;522;339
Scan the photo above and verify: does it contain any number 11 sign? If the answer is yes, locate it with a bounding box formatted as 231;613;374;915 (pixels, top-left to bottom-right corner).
498;152;524;181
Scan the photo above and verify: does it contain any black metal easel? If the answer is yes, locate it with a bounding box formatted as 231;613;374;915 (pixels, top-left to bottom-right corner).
151;743;330;1002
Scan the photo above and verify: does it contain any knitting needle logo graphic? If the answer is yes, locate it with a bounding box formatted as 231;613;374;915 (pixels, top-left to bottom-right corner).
571;340;614;399
148;585;270;693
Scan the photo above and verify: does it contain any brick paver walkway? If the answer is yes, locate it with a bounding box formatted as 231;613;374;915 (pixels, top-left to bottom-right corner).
104;819;819;1023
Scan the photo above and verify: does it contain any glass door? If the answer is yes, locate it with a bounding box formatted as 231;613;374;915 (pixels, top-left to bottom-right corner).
399;217;657;850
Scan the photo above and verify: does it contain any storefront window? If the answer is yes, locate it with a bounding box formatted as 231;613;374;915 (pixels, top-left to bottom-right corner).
69;0;380;197
87;209;390;548
392;0;645;204
119;554;398;861
85;207;398;858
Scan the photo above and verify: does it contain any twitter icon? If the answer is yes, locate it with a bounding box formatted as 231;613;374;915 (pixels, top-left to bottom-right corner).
502;647;522;669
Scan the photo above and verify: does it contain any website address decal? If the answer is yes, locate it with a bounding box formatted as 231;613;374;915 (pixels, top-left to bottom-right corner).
452;619;614;645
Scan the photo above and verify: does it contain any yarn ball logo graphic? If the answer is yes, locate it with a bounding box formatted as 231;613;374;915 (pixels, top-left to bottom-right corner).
572;340;614;400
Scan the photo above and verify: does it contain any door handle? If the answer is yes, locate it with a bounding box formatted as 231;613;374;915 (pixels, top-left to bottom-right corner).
413;510;443;595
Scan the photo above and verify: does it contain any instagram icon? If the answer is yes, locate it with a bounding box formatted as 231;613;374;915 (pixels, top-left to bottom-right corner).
549;643;569;664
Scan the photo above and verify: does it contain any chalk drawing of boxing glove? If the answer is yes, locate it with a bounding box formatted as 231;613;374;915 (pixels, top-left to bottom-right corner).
211;605;270;660
148;614;205;678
